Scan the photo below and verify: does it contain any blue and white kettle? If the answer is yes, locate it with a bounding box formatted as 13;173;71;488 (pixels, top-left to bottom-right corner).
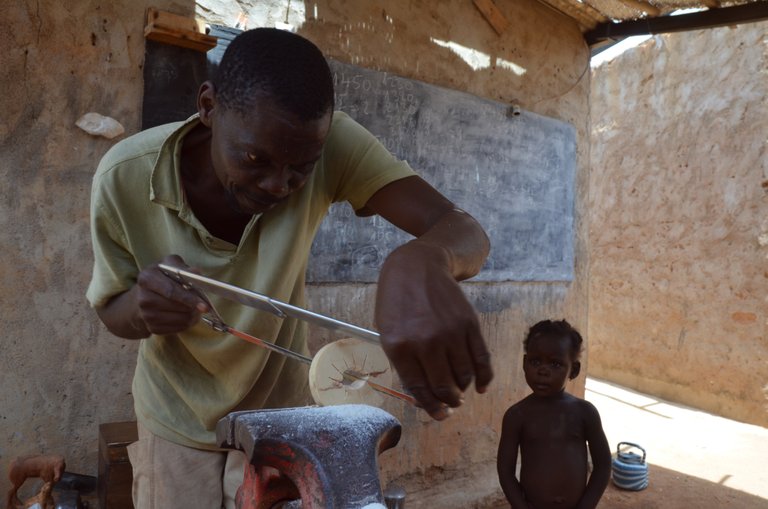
611;442;649;490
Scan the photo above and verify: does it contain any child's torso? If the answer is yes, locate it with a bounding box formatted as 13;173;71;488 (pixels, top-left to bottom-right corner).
519;399;589;509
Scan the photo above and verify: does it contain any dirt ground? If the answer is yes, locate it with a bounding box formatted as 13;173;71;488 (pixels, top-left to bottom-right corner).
587;378;768;509
36;458;767;509
25;379;768;509
480;378;768;509
482;466;767;509
598;464;768;509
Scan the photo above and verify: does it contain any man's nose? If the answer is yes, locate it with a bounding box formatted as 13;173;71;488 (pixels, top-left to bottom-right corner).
259;167;291;196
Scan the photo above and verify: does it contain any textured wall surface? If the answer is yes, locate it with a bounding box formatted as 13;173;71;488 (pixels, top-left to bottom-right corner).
0;1;589;506
0;0;197;500
589;23;767;427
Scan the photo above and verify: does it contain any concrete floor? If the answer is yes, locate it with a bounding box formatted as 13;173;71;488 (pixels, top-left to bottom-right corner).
585;378;768;508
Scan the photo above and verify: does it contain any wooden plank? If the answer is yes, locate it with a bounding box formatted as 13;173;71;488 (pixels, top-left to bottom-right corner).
615;0;661;16
98;421;138;509
146;8;203;34
472;0;509;35
99;421;137;463
538;0;608;30
144;7;217;52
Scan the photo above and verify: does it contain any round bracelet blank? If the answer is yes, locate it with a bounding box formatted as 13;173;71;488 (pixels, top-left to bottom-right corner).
309;337;393;407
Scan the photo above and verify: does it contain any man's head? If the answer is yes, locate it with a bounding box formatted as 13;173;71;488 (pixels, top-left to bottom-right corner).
522;319;583;397
197;29;335;216
213;28;334;120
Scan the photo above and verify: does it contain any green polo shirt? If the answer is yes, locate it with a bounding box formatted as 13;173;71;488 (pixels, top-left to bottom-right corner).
87;111;415;449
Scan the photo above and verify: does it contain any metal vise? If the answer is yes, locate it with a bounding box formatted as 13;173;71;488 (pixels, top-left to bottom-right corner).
217;405;402;509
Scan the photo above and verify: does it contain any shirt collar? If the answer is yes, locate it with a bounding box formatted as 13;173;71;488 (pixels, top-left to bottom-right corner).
150;114;202;210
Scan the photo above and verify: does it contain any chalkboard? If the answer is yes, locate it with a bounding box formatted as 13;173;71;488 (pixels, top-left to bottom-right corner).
311;61;576;282
142;26;576;282
141;40;208;129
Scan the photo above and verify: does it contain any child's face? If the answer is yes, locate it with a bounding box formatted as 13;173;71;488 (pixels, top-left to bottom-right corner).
523;334;576;397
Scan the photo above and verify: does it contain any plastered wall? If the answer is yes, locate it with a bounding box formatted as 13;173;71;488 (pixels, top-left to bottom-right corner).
0;1;590;506
588;22;767;427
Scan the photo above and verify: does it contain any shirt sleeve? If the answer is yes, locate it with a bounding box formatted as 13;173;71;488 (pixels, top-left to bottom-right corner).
320;112;417;211
85;163;140;308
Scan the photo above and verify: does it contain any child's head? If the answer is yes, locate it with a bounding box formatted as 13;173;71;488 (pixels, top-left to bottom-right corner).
523;319;583;396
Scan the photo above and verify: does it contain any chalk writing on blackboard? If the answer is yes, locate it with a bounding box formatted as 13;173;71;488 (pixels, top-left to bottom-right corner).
308;60;576;282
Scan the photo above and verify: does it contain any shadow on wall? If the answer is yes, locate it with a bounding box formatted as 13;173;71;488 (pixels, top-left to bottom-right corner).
287;0;589;108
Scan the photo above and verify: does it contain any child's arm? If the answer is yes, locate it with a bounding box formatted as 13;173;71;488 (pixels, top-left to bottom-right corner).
574;401;612;509
497;405;531;508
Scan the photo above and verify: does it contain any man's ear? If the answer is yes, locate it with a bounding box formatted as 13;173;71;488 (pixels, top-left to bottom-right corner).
569;361;581;380
197;81;216;127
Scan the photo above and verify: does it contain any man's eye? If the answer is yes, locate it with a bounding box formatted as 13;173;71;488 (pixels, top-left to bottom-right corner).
246;153;269;165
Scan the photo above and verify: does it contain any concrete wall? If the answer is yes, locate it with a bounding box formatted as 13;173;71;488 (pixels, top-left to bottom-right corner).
588;22;768;427
0;1;590;506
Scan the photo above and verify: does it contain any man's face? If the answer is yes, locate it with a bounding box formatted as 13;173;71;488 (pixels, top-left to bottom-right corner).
208;95;332;216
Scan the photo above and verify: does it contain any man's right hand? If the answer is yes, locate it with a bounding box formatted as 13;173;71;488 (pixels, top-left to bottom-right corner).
95;255;209;339
133;255;210;335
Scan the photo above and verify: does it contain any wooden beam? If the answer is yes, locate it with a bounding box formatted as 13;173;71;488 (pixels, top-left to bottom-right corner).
473;0;510;35
586;1;768;46
144;7;218;52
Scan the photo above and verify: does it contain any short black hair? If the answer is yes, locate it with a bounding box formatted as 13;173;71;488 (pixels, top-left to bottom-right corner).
213;28;334;120
524;319;583;360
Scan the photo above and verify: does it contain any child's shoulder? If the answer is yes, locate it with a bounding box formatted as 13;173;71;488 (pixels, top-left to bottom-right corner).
535;393;601;423
504;394;535;419
564;395;604;422
502;394;535;416
500;397;534;432
561;392;597;409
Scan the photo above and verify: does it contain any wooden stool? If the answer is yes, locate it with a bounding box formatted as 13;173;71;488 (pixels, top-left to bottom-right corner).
98;421;137;509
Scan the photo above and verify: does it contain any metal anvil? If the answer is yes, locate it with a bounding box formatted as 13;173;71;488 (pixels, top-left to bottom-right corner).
217;405;402;509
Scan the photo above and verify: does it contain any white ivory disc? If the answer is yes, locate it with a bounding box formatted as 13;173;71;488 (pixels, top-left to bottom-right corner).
309;337;393;407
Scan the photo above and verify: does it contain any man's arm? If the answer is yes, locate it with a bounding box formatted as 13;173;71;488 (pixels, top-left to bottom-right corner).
575;401;612;509
497;406;530;508
95;255;208;339
362;175;492;420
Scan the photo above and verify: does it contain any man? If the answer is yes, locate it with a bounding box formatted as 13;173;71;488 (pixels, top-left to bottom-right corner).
88;28;492;508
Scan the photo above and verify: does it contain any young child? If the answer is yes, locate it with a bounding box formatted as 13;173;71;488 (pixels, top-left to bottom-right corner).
497;320;611;509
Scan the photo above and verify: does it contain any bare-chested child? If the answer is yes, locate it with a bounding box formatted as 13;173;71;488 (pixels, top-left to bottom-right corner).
497;319;611;509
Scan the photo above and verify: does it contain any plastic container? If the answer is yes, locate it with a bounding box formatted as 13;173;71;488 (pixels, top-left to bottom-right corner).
611;442;649;491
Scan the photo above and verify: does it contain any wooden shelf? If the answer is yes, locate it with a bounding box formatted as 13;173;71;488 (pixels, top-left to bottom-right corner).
144;7;217;52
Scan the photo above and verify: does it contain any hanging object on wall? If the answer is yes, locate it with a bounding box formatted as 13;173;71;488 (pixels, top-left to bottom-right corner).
75;112;125;139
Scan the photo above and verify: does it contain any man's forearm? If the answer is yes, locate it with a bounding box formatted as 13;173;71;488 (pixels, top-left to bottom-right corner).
400;208;490;281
